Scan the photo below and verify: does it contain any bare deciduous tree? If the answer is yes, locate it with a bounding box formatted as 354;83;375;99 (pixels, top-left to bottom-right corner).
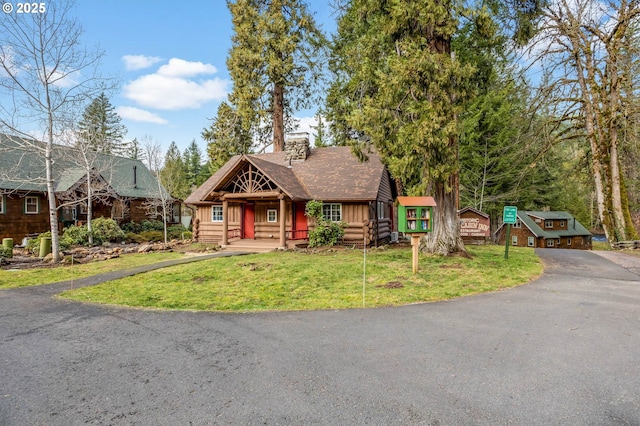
526;0;640;241
0;0;108;260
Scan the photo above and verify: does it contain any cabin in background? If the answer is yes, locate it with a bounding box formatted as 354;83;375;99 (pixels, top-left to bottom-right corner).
495;210;592;250
0;133;179;243
185;136;395;249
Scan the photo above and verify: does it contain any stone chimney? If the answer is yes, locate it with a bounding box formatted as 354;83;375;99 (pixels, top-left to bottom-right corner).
284;133;311;162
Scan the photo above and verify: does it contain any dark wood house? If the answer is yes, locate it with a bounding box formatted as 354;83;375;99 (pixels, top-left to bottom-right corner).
0;134;179;243
495;210;592;250
185;136;395;249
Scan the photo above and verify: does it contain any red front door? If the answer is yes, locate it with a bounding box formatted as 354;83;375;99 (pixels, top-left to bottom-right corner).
293;202;307;239
242;203;255;239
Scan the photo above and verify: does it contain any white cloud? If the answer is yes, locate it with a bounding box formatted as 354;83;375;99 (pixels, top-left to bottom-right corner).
122;55;163;71
116;106;168;124
123;58;228;110
157;58;217;78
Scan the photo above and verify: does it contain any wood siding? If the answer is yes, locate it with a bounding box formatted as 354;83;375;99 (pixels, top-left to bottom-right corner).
0;193;50;243
496;225;592;250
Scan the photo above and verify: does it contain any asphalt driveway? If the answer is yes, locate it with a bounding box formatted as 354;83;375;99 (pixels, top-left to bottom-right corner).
1;248;639;425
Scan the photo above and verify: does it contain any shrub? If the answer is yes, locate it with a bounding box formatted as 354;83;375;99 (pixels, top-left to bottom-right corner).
91;217;125;243
125;232;147;244
139;230;164;242
0;245;12;259
25;232;71;255
120;221;141;233
141;220;164;232
168;224;189;240
305;200;346;248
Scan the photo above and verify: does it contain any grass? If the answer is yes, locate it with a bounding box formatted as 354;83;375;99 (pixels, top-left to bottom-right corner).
59;245;543;312
0;252;184;289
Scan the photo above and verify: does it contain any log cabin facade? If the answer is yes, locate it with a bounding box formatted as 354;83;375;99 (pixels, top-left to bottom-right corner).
0;134;179;243
495;211;592;250
185;137;395;249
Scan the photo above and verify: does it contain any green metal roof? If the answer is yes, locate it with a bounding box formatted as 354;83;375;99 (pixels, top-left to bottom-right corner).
516;211;591;238
0;133;169;199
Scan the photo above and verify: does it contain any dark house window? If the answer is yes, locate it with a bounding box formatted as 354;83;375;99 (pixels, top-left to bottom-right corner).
25;196;39;214
545;220;553;228
0;195;4;214
323;203;342;222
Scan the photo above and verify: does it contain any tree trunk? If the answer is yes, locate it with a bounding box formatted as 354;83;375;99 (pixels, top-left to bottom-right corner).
45;142;61;262
423;174;466;255
87;170;94;246
273;83;285;152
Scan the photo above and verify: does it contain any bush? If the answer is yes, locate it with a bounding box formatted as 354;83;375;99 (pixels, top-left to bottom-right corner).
139;230;164;242
120;221;141;233
125;232;147;244
168;224;189;240
305;200;346;248
0;245;12;259
91;217;125;243
60;218;125;246
141;220;164;232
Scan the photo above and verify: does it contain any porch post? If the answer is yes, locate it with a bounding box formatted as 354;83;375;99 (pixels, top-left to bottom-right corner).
222;198;228;247
279;196;286;249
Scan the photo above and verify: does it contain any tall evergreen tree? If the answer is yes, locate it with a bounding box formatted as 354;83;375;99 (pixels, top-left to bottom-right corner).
226;0;326;151
327;1;542;255
203;101;254;173
160;142;189;200
77;92;127;155
183;140;207;190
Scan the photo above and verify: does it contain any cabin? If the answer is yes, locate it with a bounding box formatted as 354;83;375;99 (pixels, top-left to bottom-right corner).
458;207;491;244
184;136;395;249
0;133;180;243
495;210;592;250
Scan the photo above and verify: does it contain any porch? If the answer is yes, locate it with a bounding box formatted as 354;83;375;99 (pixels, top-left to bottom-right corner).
222;237;308;253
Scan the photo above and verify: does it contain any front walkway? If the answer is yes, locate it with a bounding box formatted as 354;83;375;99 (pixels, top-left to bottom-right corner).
22;251;255;296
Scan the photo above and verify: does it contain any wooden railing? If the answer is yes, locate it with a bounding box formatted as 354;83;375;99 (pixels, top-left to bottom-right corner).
227;228;241;239
611;240;640;250
287;229;308;240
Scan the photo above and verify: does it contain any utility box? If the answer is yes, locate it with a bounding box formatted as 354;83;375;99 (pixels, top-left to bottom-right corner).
397;196;437;233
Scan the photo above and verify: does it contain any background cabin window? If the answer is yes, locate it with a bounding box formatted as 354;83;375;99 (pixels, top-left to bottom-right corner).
527;236;534;247
211;205;223;222
0;195;4;214
545;220;553;228
25;196;38;214
322;203;342;222
546;239;554;247
560;220;566;228
512;235;518;245
267;209;277;223
513;220;522;228
377;201;386;219
567;237;572;246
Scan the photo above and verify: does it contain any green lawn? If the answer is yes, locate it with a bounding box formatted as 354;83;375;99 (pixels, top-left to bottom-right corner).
60;245;542;311
0;252;185;289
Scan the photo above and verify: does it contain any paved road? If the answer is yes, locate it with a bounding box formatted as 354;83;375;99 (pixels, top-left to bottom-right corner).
1;249;639;425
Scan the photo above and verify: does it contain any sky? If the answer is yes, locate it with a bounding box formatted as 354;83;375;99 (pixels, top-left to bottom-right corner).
72;0;337;156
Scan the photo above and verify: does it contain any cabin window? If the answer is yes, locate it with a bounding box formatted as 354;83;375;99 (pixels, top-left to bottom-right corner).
512;235;518;246
25;196;39;214
527;236;534;247
267;209;277;223
0;195;4;214
545;220;553;228
377;201;386;219
211;205;223;222
322;203;342;222
546;239;554;247
513;219;522;228
560;220;566;228
567;237;572;246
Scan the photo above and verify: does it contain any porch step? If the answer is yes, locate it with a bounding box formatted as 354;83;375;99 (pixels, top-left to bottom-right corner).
222;240;281;253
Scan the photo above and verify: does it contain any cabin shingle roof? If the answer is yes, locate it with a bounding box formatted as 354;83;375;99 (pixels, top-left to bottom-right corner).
185;146;388;204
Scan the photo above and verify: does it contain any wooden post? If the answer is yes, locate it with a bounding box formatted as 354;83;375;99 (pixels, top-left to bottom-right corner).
411;235;421;274
279;197;286;249
222;199;228;247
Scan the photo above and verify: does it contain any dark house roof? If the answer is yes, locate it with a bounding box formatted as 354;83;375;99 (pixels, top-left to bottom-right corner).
0;133;168;199
496;210;591;239
186;146;389;204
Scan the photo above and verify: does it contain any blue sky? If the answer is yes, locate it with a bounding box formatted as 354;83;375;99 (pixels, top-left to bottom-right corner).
74;0;337;156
